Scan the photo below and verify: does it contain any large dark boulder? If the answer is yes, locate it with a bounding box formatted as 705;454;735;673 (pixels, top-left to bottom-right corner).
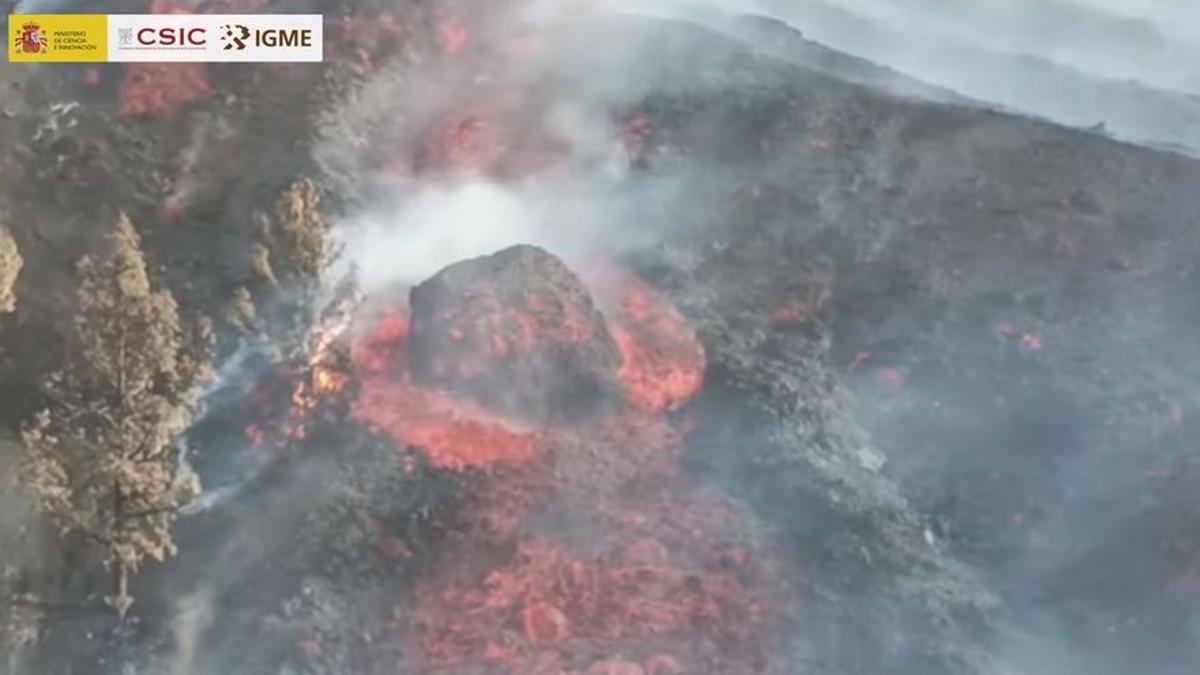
408;245;622;423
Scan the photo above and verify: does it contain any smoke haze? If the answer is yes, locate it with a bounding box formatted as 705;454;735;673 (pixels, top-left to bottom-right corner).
626;0;1200;153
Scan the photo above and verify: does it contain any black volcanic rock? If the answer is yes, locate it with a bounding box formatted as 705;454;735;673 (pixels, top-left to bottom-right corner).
408;245;622;423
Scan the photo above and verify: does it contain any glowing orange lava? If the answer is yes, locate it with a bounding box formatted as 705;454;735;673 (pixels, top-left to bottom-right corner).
263;262;779;672
409;481;777;673
354;377;542;471
350;308;542;471
593;269;706;413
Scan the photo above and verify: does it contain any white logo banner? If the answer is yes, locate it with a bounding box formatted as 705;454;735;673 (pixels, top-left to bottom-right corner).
108;14;322;63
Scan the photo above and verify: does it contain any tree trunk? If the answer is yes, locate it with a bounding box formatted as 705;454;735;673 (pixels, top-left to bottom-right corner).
112;564;130;620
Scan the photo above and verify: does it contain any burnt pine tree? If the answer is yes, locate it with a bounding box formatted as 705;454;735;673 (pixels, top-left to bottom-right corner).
246;179;334;351
21;213;207;617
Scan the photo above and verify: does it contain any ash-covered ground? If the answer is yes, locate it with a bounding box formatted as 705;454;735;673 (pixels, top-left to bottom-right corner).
1;1;1199;674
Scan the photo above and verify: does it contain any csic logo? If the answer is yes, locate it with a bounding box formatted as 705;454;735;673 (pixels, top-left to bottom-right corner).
221;24;250;51
131;25;206;48
14;21;48;54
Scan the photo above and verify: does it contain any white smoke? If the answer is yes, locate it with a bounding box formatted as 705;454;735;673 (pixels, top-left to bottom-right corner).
334;181;547;290
169;589;215;675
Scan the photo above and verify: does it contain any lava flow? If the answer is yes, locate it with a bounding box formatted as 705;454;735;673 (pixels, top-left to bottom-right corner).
591;267;707;413
351;307;543;471
237;244;784;672
297;247;782;673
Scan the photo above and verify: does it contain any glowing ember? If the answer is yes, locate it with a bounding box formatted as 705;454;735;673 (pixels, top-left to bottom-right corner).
876;367;908;389
353;308;409;374
623;113;654;166
996;321;1044;353
1020;332;1044;352
848;350;872;371
410;480;778;672
523;602;571;642
413;94;576;179
437;21;469;55
158;195;185;223
119;63;210;119
280;312;354;441
423;108;504;175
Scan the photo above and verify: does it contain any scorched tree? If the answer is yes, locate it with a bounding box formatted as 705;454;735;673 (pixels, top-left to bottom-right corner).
21;213;209;617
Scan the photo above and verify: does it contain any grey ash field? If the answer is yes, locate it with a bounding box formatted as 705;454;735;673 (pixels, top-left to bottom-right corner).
1;2;1199;674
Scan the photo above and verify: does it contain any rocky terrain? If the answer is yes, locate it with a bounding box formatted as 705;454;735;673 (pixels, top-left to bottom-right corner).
0;2;1198;674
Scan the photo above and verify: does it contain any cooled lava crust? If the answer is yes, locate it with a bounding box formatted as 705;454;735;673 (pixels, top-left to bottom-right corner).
408;245;624;424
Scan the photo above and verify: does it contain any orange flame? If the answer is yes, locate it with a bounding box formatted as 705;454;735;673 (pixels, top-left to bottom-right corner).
280;311;354;441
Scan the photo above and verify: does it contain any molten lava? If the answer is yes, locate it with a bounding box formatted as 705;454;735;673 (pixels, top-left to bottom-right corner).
287;259;706;467
351;308;542;471
409;478;779;673
119;63;210;119
354;377;542;471
268;255;776;672
592;268;706;413
353;263;772;672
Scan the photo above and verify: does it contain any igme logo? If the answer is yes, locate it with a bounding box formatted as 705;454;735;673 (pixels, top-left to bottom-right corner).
256;28;314;48
221;24;313;50
220;24;250;51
